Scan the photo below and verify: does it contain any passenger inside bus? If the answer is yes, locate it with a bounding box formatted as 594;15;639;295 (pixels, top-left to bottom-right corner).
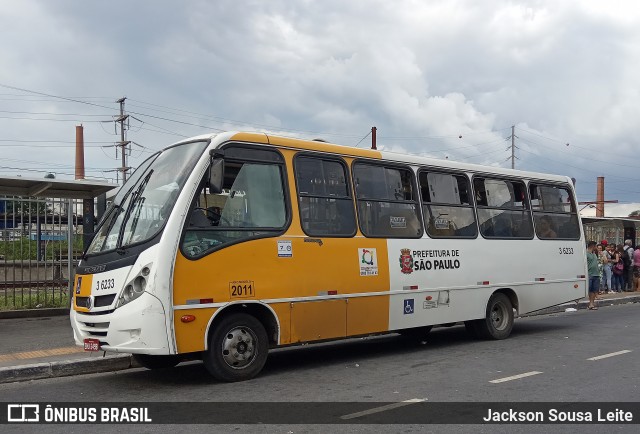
537;215;558;238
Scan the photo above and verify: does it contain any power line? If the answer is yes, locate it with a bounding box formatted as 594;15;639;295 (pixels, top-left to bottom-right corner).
0;139;113;143
0;110;114;117
0;116;108;122
379;126;512;140
354;130;372;147
0;83;116;111
0;144;108;148
0;93;114;99
515;126;567;143
454;146;508;162
2;156;113;170
0;165;114;180
517;135;640;172
136;125;187;137
129;116;190;138
127;99;363;138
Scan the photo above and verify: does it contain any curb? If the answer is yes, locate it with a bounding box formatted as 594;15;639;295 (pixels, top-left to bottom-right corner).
0;355;140;384
522;294;640;317
0;308;69;320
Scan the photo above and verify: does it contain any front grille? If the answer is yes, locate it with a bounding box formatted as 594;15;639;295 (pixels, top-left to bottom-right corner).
79;309;114;316
75;294;116;309
87;331;107;337
75;297;89;308
81;321;110;338
95;294;116;307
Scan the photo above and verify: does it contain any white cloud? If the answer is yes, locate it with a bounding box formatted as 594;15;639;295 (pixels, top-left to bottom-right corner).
0;0;639;204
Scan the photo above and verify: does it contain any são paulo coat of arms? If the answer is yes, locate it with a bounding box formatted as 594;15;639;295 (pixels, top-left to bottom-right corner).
399;248;414;274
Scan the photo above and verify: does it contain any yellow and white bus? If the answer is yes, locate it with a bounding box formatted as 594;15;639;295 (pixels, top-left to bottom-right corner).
71;131;587;381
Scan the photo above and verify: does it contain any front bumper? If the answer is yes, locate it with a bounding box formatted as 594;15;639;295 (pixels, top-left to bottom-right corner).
71;291;172;355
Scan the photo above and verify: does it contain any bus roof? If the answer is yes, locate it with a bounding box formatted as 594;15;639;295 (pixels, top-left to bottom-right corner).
378;149;572;183
175;131;572;184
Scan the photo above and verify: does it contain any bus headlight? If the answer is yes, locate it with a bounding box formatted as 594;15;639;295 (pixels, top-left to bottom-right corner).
133;276;146;293
123;285;136;302
116;264;152;308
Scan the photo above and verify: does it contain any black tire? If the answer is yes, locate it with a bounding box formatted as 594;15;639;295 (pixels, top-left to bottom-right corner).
398;325;433;340
203;313;269;382
473;292;514;340
133;354;181;370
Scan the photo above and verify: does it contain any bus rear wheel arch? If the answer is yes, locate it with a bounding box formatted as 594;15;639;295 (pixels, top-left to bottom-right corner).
465;291;515;340
203;312;269;382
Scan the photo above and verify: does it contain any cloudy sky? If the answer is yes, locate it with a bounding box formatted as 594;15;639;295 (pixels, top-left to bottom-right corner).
1;0;639;216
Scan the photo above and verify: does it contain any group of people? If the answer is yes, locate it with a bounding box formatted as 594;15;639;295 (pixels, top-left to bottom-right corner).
586;239;640;310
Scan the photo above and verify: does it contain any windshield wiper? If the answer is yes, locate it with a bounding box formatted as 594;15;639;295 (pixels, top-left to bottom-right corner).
86;175;142;257
116;169;154;252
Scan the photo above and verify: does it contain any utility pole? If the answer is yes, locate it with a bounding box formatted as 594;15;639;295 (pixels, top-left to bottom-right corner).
505;125;518;169
371;126;377;150
116;97;131;183
511;125;515;169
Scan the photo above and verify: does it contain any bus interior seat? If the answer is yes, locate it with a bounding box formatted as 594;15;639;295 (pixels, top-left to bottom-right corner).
189;209;211;227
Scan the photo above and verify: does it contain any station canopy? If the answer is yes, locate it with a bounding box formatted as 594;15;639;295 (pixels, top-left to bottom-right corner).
0;175;116;199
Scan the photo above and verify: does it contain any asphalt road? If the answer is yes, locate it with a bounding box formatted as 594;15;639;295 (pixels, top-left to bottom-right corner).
1;302;639;433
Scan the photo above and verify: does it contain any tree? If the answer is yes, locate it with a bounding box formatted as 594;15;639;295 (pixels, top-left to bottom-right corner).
629;210;640;217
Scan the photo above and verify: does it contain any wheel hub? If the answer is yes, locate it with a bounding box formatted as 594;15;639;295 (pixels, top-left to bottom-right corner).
491;302;507;330
221;327;257;369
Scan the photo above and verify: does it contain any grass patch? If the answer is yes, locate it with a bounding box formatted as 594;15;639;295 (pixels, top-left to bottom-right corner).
0;290;70;310
0;238;83;261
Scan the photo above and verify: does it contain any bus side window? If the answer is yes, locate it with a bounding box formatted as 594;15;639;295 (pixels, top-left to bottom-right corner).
294;156;356;237
474;177;533;239
181;147;288;259
419;170;477;238
530;183;580;240
353;163;422;238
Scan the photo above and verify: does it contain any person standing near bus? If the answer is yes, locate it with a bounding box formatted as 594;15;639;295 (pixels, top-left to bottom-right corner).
587;241;600;310
595;243;606;294
633;246;640;292
622;240;634;291
611;245;625;292
600;240;613;293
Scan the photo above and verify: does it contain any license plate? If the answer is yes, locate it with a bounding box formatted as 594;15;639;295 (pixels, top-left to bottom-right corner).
84;338;101;351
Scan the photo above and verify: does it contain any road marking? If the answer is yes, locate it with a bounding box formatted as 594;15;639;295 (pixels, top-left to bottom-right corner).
340;398;427;420
0;346;83;362
489;371;543;383
587;350;632;361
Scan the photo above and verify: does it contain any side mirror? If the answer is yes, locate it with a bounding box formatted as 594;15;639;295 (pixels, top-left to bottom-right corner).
208;150;225;194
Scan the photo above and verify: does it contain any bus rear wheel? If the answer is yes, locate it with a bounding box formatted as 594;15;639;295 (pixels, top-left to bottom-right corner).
467;293;514;340
203;313;268;382
133;354;181;370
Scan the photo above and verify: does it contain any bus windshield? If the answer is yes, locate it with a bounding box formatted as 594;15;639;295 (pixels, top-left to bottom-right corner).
86;140;209;255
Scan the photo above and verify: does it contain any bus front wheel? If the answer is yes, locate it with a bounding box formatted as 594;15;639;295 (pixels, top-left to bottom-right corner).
467;293;514;340
203;313;268;382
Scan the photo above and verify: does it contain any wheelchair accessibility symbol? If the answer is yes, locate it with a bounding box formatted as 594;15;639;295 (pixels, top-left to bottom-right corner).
403;299;414;315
